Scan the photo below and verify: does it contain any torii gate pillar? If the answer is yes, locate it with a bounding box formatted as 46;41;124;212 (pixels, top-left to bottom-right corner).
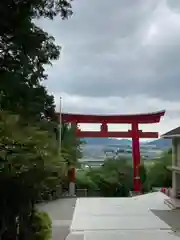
132;122;141;192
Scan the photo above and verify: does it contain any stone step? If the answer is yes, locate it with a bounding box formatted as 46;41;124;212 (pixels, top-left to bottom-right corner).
164;199;177;210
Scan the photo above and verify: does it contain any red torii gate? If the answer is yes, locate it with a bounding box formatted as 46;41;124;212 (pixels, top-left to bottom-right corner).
61;110;165;193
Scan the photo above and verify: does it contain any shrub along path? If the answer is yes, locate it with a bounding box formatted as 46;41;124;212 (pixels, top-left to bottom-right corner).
38;198;76;240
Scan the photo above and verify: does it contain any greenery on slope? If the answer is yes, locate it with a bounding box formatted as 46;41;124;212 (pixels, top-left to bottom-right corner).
76;151;172;197
0;0;81;239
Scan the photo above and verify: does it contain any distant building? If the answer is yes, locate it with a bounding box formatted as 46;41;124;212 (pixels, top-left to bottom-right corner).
104;144;163;160
79;158;104;168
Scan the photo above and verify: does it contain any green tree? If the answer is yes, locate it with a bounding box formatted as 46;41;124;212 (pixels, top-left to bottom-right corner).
139;164;147;184
100;158;133;196
139;164;149;193
102;158;133;188
0;1;85;238
61;124;83;166
147;152;172;189
76;158;133;197
0;0;78;195
76;170;98;190
0;0;72;120
0;111;63;238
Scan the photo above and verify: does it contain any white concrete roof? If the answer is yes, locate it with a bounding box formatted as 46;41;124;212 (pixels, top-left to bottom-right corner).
67;192;179;240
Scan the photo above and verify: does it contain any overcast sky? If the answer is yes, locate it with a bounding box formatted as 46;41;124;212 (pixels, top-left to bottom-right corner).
39;0;180;136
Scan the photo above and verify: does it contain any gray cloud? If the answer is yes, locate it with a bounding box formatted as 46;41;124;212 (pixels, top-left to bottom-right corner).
38;0;180;132
39;0;180;102
166;0;180;13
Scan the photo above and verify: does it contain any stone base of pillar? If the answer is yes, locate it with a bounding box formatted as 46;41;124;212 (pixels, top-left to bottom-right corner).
69;182;76;196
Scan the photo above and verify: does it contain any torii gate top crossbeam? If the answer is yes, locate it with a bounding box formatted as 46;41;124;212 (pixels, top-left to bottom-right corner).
59;110;165;124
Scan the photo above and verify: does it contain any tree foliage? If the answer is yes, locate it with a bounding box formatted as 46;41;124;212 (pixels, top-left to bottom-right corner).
76;158;133;197
0;111;63;238
0;0;72;120
76;151;172;197
147;151;172;188
0;0;79;238
61;124;83;166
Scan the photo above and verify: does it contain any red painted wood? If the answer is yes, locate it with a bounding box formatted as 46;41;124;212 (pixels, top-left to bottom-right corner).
76;130;158;138
100;123;108;133
132;123;141;193
76;131;132;138
59;110;165;124
139;132;158;138
68;167;76;182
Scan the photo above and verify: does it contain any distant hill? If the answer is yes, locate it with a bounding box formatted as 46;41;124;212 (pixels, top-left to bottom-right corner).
83;138;131;146
145;138;172;149
82;138;132;158
82;137;172;149
81;137;172;159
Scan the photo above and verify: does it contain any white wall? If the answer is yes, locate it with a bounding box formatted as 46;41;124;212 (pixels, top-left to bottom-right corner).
172;138;180;197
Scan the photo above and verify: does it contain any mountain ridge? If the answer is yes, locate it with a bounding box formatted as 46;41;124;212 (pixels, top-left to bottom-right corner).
82;137;172;149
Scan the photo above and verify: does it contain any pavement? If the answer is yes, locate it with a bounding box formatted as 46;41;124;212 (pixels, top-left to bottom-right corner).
37;193;180;240
38;198;76;240
67;192;180;240
152;209;180;232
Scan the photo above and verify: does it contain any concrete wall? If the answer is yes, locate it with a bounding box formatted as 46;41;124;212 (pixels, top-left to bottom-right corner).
172;138;180;198
176;139;180;167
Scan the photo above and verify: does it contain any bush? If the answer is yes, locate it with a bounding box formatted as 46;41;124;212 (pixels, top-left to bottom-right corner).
31;210;52;240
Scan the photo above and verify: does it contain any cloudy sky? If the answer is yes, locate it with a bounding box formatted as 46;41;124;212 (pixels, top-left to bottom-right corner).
40;0;180;137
